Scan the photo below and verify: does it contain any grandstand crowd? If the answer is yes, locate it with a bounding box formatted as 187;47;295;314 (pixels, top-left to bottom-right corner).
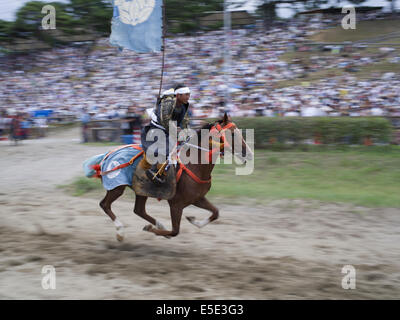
1;12;399;138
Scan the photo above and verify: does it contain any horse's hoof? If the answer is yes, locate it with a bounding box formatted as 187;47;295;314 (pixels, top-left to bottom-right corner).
143;224;153;232
186;216;195;223
186;216;207;228
116;226;124;242
155;221;171;239
186;216;200;227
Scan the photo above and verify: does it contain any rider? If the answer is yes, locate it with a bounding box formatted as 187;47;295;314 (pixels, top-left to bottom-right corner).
141;83;191;184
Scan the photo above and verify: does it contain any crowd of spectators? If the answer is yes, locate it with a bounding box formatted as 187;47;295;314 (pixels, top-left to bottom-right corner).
0;12;399;133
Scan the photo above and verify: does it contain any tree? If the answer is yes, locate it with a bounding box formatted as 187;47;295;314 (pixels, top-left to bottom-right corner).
12;1;80;45
13;1;50;39
165;0;224;33
0;20;14;43
68;0;113;35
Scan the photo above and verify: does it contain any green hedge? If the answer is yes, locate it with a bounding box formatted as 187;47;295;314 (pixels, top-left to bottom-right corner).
225;117;394;148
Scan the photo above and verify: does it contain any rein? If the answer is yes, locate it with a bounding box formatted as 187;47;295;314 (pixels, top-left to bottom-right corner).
176;122;236;184
176;159;212;184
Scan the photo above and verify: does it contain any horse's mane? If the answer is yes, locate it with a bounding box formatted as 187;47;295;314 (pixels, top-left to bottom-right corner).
200;123;214;130
196;120;227;137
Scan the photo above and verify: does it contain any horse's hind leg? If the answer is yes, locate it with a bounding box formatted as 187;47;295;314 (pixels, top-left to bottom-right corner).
134;194;171;239
186;197;219;228
100;185;126;242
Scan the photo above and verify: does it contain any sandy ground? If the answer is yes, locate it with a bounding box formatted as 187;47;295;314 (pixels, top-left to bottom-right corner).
0;127;399;300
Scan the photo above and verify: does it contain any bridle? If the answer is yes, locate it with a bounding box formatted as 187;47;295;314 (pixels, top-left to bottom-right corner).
208;122;237;162
175;122;237;184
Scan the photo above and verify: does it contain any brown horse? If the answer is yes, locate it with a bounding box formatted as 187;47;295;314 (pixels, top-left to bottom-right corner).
99;113;253;241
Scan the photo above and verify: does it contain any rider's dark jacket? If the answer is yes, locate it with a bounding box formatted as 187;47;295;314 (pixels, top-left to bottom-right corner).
153;95;190;132
141;94;190;158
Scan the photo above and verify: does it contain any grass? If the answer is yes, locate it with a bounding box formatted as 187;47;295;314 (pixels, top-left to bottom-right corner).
208;147;400;207
309;19;400;43
59;177;103;196
63;146;400;208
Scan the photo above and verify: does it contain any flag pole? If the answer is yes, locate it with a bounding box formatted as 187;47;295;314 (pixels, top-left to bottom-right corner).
158;0;166;99
223;0;232;113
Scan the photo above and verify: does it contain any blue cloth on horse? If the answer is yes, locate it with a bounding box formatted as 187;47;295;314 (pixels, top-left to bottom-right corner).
101;146;143;191
83;153;106;178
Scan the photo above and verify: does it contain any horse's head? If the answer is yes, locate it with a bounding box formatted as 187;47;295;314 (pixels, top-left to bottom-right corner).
208;113;253;163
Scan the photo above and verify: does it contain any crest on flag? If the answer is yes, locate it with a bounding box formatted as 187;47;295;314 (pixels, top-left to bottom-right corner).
115;0;156;26
110;0;162;53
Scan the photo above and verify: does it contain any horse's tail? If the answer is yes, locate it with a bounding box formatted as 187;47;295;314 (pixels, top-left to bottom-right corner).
83;153;106;178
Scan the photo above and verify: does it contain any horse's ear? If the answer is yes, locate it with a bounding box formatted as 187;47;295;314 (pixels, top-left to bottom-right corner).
222;112;229;124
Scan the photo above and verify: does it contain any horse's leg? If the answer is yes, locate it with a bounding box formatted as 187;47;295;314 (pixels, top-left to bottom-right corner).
133;194;170;238
186;197;219;228
100;185;126;242
143;204;183;238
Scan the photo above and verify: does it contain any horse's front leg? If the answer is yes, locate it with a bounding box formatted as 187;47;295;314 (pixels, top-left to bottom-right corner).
134;194;171;239
144;204;183;238
186;196;219;228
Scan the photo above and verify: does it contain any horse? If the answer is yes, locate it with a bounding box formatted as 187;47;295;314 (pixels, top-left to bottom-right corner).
98;113;253;241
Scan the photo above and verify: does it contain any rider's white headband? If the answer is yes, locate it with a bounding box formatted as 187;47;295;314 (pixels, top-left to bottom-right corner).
175;87;190;95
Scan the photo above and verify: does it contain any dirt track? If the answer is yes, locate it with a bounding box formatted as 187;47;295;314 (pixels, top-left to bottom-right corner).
0;127;399;299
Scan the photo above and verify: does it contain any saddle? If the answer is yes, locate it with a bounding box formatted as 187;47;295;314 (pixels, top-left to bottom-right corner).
132;154;177;200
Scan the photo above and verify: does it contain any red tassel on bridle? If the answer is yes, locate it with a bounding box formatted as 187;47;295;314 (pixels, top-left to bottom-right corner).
91;164;102;178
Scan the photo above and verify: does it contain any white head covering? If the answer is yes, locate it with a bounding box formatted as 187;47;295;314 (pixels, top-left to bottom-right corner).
175;87;190;95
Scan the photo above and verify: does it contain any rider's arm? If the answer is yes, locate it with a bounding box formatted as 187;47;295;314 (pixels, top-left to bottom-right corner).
159;97;175;130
